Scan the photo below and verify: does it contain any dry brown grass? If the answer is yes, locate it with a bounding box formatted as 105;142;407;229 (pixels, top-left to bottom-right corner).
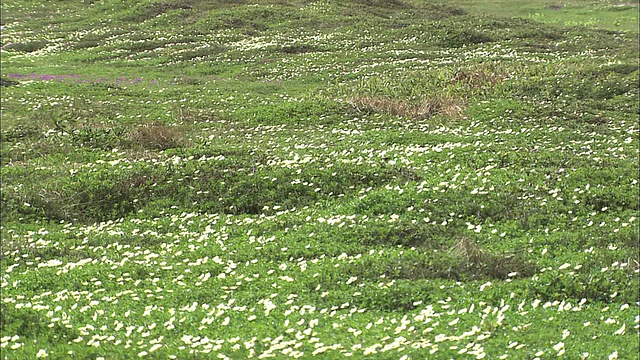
128;122;189;150
350;94;466;120
447;237;537;279
450;68;509;88
448;237;488;264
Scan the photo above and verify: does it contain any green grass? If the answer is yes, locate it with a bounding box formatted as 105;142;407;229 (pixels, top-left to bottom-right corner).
449;0;639;33
1;0;638;359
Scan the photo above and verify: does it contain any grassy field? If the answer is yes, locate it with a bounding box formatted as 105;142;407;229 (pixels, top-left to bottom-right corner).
1;0;638;359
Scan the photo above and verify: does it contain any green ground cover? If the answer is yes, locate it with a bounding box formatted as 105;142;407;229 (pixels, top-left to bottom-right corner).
1;0;638;359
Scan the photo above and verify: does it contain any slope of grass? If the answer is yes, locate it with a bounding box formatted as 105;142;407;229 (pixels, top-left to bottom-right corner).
1;0;638;359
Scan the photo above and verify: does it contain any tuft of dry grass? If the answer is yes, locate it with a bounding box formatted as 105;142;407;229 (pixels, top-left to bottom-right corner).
382;236;537;282
350;94;466;120
447;237;537;279
450;68;509;88
448;237;488;264
128;122;189;150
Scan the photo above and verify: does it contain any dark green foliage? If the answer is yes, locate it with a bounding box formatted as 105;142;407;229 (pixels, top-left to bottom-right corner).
439;29;494;48
1;77;20;87
69;126;128;150
123;0;195;22
4;41;48;53
352;0;412;10
232;99;354;125
0;124;41;143
422;3;467;18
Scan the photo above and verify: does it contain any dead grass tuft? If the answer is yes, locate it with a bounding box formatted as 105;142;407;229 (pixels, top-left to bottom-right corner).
448;237;488;264
128;123;189;150
450;68;509;88
350;94;465;120
447;237;538;279
382;237;537;282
